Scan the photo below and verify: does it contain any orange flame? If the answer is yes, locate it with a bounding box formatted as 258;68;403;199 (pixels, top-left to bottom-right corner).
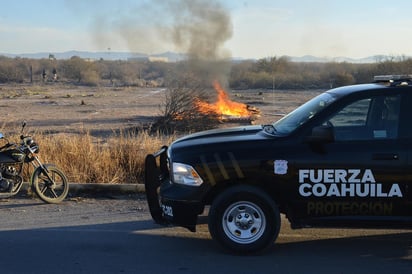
195;81;250;117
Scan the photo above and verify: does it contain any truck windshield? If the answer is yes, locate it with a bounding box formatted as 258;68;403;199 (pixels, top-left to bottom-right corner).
273;92;337;135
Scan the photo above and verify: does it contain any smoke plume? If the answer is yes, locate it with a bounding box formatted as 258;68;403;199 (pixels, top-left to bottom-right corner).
91;0;233;85
92;0;232;61
164;0;233;61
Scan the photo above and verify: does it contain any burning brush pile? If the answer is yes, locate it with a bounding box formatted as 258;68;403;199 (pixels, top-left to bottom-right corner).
154;80;261;133
194;81;261;123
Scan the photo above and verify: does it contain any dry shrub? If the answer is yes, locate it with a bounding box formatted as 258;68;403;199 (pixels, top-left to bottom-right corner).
81;70;100;86
34;130;175;184
154;75;221;133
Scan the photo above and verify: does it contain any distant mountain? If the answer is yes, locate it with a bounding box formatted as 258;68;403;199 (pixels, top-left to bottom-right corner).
0;50;186;62
286;54;410;63
0;51;409;63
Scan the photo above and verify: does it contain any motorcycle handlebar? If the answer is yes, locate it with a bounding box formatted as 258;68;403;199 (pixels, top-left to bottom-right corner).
0;143;13;150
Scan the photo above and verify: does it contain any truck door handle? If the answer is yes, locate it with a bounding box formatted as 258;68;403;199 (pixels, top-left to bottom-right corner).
372;153;399;160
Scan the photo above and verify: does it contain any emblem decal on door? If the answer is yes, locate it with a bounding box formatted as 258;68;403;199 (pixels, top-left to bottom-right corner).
274;160;288;175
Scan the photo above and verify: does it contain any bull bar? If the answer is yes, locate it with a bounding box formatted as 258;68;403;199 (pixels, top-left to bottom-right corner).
144;146;169;225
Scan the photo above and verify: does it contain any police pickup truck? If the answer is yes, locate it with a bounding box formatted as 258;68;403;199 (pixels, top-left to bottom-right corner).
145;75;412;253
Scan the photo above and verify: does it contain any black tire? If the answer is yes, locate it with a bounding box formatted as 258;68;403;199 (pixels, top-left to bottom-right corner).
208;185;281;254
32;165;69;204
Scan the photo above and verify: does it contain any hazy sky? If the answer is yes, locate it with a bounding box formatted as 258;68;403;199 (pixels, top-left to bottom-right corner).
1;0;412;59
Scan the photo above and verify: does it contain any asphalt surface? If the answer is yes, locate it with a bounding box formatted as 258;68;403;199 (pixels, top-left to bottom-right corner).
0;194;410;274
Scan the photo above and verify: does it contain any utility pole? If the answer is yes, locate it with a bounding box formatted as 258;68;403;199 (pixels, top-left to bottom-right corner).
272;75;275;109
30;65;33;83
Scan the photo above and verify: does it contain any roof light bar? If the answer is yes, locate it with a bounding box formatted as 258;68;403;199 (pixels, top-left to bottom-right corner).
374;75;412;82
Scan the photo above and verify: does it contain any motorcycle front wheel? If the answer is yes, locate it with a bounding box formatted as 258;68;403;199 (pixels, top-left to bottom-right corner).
31;165;69;204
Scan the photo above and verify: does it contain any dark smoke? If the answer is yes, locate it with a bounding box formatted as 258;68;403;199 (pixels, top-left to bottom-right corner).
164;0;233;61
164;0;233;85
92;0;232;60
91;0;233;84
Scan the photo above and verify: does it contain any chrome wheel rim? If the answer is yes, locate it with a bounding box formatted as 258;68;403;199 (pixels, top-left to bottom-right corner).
222;201;266;244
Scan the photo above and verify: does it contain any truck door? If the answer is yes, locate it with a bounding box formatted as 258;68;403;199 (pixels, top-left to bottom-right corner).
291;92;408;223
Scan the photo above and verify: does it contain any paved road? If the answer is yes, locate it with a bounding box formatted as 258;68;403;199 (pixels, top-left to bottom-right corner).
0;195;410;274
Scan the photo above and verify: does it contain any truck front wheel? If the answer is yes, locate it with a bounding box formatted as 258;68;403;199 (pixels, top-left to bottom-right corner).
208;185;281;254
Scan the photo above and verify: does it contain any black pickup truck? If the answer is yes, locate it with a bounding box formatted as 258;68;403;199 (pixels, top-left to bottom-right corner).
145;75;412;253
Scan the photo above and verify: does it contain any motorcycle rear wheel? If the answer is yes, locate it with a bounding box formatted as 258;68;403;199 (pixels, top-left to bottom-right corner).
32;165;69;204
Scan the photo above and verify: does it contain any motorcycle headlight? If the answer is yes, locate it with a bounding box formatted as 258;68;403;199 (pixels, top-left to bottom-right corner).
24;137;33;146
30;142;39;153
172;162;203;186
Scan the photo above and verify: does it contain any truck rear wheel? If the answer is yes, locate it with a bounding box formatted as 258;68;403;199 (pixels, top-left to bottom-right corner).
208;185;281;254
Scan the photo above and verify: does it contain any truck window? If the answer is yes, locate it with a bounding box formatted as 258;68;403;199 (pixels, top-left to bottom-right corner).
327;94;400;141
274;92;337;135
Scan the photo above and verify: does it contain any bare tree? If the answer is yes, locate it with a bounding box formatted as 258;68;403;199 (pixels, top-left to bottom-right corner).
154;74;220;133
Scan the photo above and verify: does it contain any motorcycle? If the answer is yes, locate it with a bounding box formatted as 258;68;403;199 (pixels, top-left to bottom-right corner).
0;122;69;203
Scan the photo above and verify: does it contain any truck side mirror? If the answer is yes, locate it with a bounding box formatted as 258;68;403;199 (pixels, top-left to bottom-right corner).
306;125;334;143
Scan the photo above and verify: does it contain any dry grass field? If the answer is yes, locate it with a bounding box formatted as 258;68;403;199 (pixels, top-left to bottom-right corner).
0;83;323;184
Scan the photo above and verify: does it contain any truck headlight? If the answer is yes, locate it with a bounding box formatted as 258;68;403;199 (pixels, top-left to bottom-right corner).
172;162;203;186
